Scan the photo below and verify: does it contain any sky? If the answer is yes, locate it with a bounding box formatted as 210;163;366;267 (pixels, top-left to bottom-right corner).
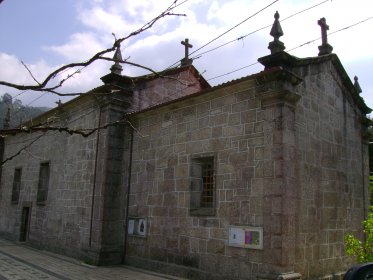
0;0;372;111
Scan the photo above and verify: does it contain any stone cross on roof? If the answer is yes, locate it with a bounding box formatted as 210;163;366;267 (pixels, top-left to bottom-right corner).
180;38;193;66
55;100;63;107
317;17;333;56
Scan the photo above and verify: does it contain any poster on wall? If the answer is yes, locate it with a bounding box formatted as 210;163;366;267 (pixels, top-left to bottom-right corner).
127;219;135;235
137;218;147;236
228;226;263;249
127;217;147;237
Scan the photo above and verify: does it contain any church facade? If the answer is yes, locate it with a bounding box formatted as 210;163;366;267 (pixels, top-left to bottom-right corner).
0;15;371;280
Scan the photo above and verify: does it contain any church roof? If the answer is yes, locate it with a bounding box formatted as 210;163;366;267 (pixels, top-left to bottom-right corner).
99;64;210;90
127;66;302;116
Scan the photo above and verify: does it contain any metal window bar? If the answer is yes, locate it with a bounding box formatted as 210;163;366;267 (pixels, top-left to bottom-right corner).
200;161;214;207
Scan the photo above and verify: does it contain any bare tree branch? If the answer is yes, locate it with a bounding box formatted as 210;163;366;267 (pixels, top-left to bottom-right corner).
21;61;41;86
0;115;144;166
0;2;186;96
1;116;129;138
0;0;188;165
99;57;194;87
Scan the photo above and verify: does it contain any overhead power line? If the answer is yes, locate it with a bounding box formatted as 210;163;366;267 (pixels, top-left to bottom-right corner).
288;16;373;52
166;0;279;70
189;0;279;56
193;0;330;59
206;15;373;82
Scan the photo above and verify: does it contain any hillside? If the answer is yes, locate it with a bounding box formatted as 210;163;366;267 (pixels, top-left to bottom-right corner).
0;93;50;129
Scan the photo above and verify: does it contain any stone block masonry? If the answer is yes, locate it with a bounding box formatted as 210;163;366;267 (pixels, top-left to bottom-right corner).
291;60;369;278
125;58;370;279
0;97;101;259
0;42;369;280
126;75;303;279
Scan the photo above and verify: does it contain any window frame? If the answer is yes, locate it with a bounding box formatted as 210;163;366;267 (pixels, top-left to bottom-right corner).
11;167;22;204
190;154;216;216
36;161;50;205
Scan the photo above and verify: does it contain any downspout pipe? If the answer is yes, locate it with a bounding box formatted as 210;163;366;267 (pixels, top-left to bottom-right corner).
122;124;134;264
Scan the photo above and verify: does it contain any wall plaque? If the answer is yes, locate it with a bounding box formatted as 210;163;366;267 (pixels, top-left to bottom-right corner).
128;217;147;237
228;226;263;249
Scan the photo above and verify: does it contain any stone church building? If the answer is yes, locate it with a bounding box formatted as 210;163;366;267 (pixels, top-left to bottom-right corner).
0;14;371;280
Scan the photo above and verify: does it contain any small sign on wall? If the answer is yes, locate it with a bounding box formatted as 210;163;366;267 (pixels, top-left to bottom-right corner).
128;217;147;237
228;226;263;249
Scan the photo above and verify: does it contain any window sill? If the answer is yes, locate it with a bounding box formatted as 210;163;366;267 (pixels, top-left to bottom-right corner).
190;207;215;217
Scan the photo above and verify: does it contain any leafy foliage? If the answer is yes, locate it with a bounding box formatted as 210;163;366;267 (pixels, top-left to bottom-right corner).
370;175;373;205
0;93;49;128
345;206;373;263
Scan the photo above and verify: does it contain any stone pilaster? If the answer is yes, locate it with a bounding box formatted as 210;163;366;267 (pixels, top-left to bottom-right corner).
259;89;301;277
87;96;131;265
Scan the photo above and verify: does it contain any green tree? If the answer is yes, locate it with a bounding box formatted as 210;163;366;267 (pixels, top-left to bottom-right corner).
345;206;373;263
371;175;373;205
0;93;48;128
1;93;12;105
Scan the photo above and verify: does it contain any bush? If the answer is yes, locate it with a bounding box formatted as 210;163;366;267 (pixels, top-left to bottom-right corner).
344;206;373;263
370;175;373;205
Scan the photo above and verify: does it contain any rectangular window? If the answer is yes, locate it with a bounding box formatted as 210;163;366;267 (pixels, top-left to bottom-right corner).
36;162;50;205
11;168;22;204
200;160;214;207
190;156;215;216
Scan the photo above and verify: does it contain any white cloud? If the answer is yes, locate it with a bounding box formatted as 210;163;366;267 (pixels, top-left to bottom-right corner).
0;53;53;85
45;32;107;62
79;7;129;35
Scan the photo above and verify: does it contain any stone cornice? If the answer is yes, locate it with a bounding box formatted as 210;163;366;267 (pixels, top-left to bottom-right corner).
260;90;301;109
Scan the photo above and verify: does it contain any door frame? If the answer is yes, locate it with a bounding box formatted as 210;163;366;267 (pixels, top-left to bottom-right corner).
19;202;32;242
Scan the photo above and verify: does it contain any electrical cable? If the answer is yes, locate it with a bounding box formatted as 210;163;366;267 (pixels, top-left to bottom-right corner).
190;0;279;56
287;15;373;52
206;15;373;82
165;0;279;70
192;0;330;59
207;62;259;82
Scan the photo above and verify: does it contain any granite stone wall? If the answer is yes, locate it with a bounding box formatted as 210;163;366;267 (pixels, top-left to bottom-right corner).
292;60;369;278
126;76;302;279
0;98;101;258
0;67;206;265
125;61;370;279
132;67;207;112
0;59;369;279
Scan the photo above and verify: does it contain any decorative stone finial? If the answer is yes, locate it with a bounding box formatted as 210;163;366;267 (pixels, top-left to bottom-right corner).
110;45;123;75
268;11;285;54
317;17;333;56
180;38;193;66
3;107;10;129
354;76;362;94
